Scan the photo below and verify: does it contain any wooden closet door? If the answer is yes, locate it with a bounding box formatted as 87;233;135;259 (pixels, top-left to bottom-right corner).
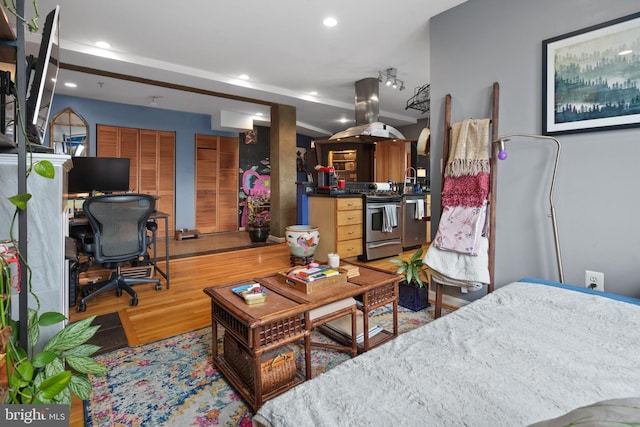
96;125;139;192
195;135;218;233
139;129;159;195
157;131;175;237
217;136;239;232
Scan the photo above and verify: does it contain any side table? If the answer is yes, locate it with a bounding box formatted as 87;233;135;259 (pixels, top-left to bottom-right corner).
203;282;309;410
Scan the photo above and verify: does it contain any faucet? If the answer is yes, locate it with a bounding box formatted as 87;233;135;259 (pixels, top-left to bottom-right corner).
404;167;417;193
404;167;417;184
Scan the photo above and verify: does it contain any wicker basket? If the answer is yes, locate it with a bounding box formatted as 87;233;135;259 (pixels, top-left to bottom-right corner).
224;333;296;394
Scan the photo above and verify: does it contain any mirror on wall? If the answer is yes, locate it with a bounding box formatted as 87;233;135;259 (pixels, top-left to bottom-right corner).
49;107;89;156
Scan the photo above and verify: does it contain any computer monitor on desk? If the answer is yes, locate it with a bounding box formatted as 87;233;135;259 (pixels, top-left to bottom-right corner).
67;157;130;196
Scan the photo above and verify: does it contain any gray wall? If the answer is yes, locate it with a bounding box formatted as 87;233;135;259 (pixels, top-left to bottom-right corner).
430;0;640;298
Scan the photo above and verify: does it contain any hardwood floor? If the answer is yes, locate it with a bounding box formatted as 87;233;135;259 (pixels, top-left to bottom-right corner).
69;234;424;426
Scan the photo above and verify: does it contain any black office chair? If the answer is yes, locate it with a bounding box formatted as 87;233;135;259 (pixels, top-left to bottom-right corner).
77;193;161;312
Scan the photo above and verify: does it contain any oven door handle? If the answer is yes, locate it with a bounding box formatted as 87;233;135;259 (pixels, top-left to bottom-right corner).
367;203;400;209
367;240;401;249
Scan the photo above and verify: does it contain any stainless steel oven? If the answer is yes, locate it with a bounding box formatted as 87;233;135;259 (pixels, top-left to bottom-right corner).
359;194;402;261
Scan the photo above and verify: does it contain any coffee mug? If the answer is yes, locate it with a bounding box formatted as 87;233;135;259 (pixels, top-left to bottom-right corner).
337;179;346;189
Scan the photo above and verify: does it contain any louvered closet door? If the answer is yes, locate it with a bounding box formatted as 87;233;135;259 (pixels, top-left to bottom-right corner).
195;135;218;234
157;131;175;238
217;136;239;232
96;125;139;192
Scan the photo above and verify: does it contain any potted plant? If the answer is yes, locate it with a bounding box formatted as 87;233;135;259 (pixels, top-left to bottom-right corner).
0;2;106;403
246;189;271;243
390;248;431;311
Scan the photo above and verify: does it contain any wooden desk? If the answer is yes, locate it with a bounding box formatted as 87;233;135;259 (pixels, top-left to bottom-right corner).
203;265;400;409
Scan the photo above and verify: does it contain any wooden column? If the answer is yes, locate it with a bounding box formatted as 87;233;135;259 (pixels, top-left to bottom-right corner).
269;104;297;238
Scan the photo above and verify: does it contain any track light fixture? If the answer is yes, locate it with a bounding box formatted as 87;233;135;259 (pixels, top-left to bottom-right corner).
378;67;405;91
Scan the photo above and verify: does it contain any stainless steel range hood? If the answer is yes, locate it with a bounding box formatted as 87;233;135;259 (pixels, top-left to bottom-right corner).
329;77;405;142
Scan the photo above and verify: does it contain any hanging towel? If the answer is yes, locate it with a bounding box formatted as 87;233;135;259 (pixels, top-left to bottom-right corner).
445;118;491;178
441;173;490;208
433;202;487;256
423;236;490;289
414;199;425;220
382;205;397;233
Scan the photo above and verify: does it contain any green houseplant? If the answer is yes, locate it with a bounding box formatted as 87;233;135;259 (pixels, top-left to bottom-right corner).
0;2;107;404
245;189;271;243
390;248;431;311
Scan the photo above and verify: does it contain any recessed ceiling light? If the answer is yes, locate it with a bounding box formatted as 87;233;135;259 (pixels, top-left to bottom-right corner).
618;49;633;56
239;74;250;80
64;82;77;88
95;41;111;49
309;91;318;96
323;17;337;27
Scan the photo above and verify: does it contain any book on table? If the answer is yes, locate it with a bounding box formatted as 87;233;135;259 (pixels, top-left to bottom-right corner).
324;312;383;344
294;265;340;282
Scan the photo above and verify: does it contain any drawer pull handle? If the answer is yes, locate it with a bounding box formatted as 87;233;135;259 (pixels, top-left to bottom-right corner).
347;231;354;235
347;216;354;220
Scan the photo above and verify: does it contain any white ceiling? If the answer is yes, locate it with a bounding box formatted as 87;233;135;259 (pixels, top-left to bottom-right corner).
24;0;466;137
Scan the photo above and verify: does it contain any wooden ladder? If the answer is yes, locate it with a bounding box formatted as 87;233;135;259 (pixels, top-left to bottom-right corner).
433;82;500;318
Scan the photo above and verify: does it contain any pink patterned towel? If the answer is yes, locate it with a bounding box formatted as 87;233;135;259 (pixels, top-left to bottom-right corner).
441;173;490;208
433;203;487;256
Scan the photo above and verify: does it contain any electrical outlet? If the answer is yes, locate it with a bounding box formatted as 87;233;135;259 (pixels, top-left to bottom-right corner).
585;270;604;292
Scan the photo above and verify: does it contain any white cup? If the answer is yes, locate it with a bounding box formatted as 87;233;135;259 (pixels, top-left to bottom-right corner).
328;253;340;269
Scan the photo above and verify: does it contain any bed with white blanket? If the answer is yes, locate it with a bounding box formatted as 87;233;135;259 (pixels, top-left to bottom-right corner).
253;279;640;426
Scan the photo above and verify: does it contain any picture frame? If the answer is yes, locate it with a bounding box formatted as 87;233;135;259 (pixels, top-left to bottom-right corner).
542;12;640;135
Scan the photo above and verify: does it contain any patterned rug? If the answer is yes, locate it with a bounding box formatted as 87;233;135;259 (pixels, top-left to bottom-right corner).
85;304;449;426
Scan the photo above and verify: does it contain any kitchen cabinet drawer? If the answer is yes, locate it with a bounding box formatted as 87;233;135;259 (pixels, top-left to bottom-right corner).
337;224;362;241
336;198;362;211
337;238;363;258
337;210;362;227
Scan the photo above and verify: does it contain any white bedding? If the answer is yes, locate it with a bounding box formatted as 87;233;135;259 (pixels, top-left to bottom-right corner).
253;281;640;427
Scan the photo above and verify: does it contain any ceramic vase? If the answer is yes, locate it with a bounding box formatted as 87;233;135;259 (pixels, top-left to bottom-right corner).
285;225;320;257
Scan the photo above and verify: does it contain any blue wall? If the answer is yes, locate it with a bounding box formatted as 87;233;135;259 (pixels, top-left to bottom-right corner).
51;95;235;229
52;95;315;231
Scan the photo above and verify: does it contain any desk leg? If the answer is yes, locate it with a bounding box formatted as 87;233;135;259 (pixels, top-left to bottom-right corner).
163;216;170;288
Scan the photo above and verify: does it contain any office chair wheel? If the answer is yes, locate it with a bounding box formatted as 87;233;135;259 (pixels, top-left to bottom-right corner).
155;283;162;291
77;303;86;312
130;297;138;306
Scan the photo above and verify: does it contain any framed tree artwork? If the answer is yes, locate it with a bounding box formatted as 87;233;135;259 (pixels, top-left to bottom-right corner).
542;12;640;135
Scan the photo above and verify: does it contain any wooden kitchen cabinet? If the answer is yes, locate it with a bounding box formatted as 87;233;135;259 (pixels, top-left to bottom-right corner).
309;196;363;263
375;140;409;183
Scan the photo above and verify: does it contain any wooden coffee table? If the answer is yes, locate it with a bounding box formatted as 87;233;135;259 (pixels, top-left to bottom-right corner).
203;264;400;410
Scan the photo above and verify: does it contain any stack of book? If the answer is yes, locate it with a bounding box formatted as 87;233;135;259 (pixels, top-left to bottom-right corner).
324;312;383;344
294;265;340;282
340;263;360;278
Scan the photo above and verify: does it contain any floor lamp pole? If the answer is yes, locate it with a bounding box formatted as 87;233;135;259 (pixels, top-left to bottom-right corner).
494;134;564;283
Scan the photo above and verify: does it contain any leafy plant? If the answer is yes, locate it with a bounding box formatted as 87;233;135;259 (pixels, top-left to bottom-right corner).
390;248;429;288
246;189;271;227
0;159;108;404
0;2;107;403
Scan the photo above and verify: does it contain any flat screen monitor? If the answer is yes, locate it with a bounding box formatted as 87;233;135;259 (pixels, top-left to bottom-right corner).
68;157;131;195
25;6;60;146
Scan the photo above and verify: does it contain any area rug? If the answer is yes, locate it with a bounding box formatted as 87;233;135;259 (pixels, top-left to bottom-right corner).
84;304;450;427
